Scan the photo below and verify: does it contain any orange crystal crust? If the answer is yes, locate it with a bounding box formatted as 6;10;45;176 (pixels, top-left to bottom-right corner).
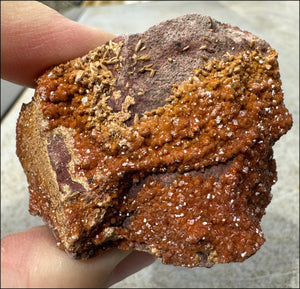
26;43;292;267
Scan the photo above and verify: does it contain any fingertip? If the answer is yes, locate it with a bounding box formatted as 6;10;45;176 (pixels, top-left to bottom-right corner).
1;1;115;87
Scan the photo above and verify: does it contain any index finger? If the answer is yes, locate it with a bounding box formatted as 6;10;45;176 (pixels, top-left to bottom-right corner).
1;1;115;87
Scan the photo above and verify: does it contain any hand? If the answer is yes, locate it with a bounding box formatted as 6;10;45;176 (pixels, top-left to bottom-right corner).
1;226;154;288
1;0;114;87
1;1;154;287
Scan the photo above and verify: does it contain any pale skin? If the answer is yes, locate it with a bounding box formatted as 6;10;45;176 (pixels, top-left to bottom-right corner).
1;1;154;287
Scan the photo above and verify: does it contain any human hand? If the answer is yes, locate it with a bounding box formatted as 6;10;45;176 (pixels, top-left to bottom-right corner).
1;0;114;87
1;1;155;287
1;226;154;288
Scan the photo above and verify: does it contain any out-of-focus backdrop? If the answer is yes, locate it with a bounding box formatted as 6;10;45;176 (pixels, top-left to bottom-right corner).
1;1;299;288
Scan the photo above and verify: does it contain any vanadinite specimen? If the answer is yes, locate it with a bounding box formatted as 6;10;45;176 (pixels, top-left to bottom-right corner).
17;14;292;267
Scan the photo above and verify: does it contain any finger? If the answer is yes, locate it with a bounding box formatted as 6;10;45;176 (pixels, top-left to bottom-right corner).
105;250;156;287
1;225;130;288
1;1;115;88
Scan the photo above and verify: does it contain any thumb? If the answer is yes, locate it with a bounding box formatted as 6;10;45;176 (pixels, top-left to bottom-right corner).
1;226;129;288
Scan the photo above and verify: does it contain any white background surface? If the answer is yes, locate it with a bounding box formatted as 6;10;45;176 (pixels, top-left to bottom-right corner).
1;1;299;287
